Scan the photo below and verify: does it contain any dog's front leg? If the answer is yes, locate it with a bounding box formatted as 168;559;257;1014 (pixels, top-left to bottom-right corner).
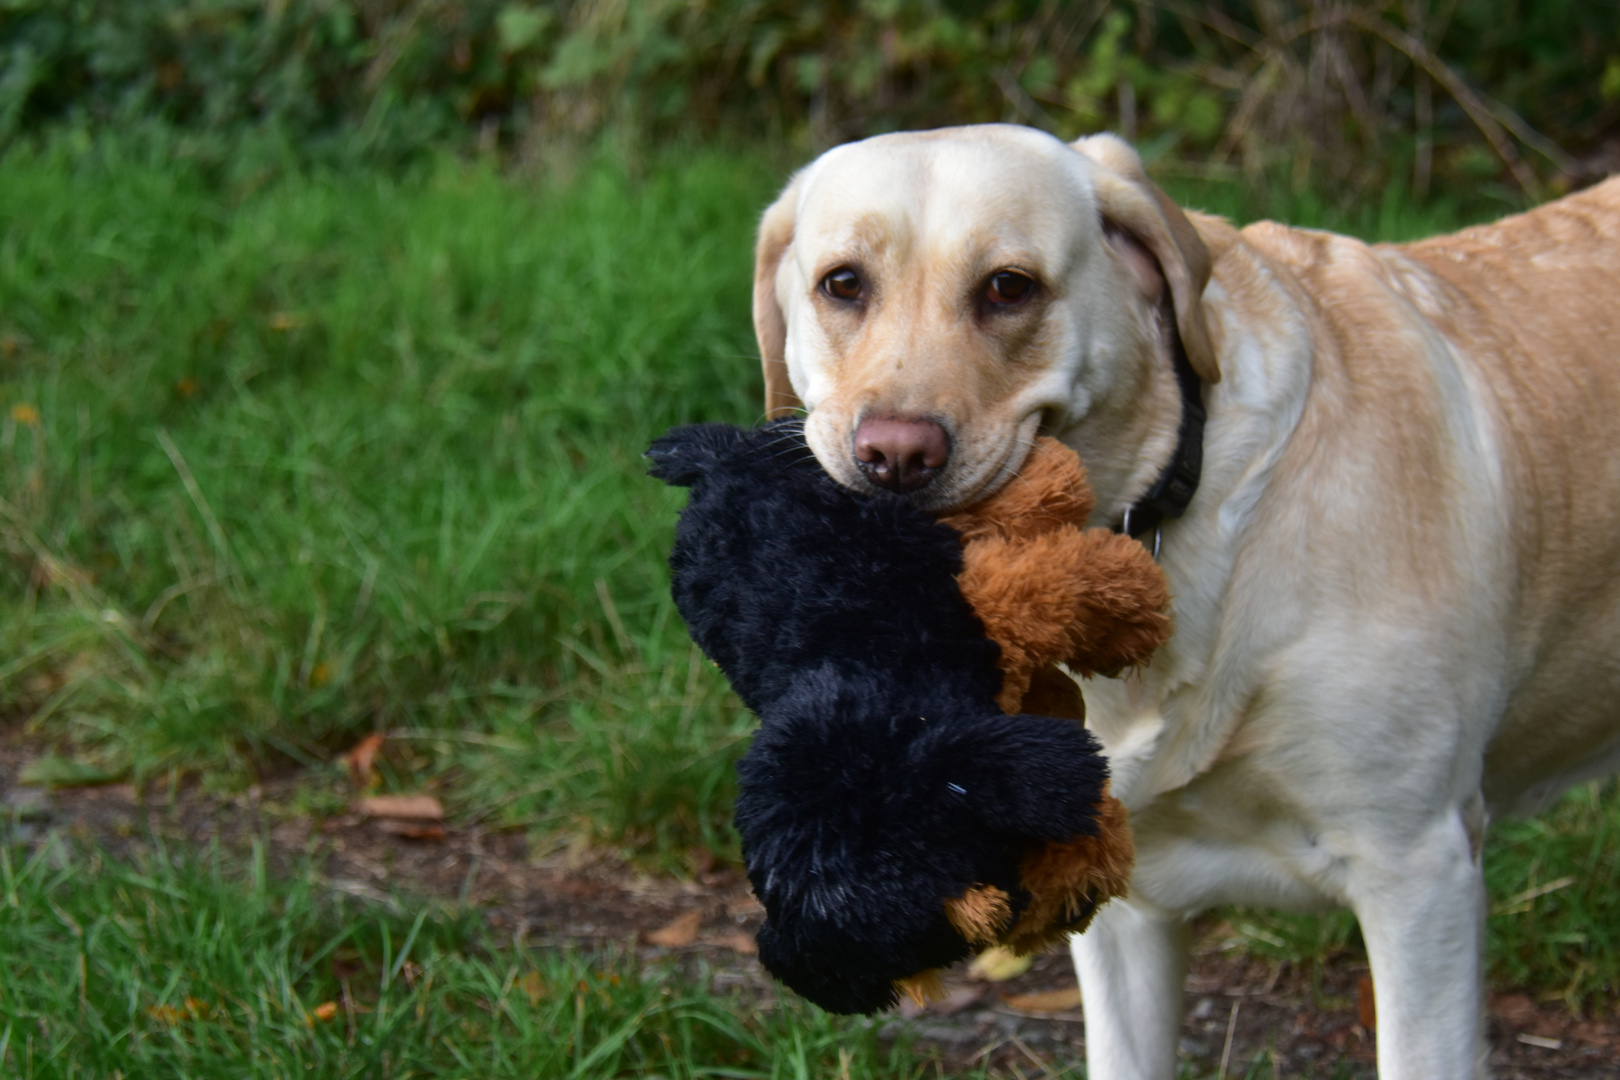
1071;894;1191;1080
1350;811;1490;1079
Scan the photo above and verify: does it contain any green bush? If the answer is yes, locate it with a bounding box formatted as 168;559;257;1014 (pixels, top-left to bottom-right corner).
2;1;1615;197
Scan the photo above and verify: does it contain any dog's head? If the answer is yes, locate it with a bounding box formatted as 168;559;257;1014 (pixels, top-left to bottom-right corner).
754;125;1216;516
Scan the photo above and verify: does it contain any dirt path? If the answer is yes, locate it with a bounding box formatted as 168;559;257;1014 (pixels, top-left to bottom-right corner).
2;747;1613;1078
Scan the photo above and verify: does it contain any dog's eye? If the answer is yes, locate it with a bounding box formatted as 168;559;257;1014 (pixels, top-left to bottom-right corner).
821;267;863;302
985;270;1035;306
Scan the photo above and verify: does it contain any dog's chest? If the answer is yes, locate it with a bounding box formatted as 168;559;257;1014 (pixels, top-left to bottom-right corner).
1124;755;1354;912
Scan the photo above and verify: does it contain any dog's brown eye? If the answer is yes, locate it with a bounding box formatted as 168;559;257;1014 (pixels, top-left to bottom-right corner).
985;270;1035;306
822;267;863;302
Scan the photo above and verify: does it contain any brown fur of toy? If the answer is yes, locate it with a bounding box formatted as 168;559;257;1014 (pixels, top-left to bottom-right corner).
939;437;1166;956
894;969;948;1008
944;438;1173;705
944;440;1096;545
1003;789;1136;953
943;885;1013;946
1021;663;1087;723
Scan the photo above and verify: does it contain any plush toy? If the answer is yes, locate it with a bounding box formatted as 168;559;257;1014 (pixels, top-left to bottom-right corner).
646;420;1171;1015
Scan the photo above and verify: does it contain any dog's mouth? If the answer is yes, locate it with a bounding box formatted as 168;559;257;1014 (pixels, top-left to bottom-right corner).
806;412;1049;513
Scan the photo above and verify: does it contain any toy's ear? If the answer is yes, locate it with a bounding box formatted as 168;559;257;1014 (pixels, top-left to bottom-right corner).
645;423;748;487
1070;134;1218;383
755;172;806;420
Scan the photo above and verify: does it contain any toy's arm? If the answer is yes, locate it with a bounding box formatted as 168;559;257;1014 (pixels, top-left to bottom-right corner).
956;527;1172;711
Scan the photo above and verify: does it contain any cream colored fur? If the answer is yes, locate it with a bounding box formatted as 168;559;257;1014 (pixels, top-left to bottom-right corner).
751;123;1620;1079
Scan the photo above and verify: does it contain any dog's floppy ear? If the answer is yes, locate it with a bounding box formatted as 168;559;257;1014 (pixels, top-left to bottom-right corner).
754;173;807;419
1070;134;1218;383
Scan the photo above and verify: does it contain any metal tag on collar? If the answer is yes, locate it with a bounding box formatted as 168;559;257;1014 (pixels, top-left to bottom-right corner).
1120;507;1163;560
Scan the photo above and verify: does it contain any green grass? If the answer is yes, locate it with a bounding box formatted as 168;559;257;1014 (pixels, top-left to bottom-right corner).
0;837;953;1079
1;126;1617;1023
0;134;777;863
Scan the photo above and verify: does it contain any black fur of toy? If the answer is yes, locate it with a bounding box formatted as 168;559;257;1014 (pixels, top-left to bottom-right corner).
648;421;1109;1014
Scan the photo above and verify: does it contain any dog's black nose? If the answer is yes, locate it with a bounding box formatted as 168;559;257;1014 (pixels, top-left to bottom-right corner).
854;416;949;492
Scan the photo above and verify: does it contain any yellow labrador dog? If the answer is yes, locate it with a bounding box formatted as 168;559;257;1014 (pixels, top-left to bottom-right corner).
750;123;1620;1078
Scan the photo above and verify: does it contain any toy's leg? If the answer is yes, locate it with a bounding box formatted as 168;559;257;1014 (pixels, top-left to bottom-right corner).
1349;810;1491;1080
1070;895;1190;1080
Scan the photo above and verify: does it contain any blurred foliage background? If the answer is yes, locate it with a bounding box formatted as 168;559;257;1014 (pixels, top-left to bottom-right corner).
3;0;1617;202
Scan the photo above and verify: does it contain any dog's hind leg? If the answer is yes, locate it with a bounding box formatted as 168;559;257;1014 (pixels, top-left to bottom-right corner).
1348;808;1491;1079
1070;895;1190;1080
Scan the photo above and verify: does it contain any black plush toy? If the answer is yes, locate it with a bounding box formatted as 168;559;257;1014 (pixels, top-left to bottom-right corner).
647;420;1163;1015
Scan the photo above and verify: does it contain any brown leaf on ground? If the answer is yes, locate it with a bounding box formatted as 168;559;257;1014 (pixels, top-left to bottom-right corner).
688;846;740;887
1569;1020;1616;1048
1002;986;1083;1013
357;794;443;820
307;1001;338;1024
1357;974;1376;1031
707;930;759;955
1492;992;1539;1027
374;820;446;842
930;984;987;1016
148;1004;186;1025
148;997;211;1025
340;733;386;787
643;910;701;948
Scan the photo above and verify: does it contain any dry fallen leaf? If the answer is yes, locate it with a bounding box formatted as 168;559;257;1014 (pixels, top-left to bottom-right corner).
357;794;443;820
929;985;987;1016
707;930;758;955
374;820;446;841
1357;974;1377;1031
1002;986;1083;1013
308;1001;338;1024
967;945;1034;982
149;998;212;1025
643;911;702;948
339;733;386;787
148;1004;186;1025
1569;1021;1616;1048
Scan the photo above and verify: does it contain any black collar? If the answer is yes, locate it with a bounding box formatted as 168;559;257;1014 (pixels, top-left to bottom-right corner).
1116;333;1206;547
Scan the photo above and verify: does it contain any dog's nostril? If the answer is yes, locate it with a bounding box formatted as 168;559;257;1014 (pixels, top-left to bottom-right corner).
853;417;950;493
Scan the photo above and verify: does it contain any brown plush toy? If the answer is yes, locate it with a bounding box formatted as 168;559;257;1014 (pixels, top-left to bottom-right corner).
932;435;1171;959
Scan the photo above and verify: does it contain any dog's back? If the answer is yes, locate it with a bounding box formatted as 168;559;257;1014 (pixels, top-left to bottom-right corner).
1221;177;1620;817
1403;179;1620;812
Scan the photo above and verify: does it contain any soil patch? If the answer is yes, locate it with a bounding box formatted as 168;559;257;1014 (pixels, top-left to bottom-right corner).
2;744;1613;1078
